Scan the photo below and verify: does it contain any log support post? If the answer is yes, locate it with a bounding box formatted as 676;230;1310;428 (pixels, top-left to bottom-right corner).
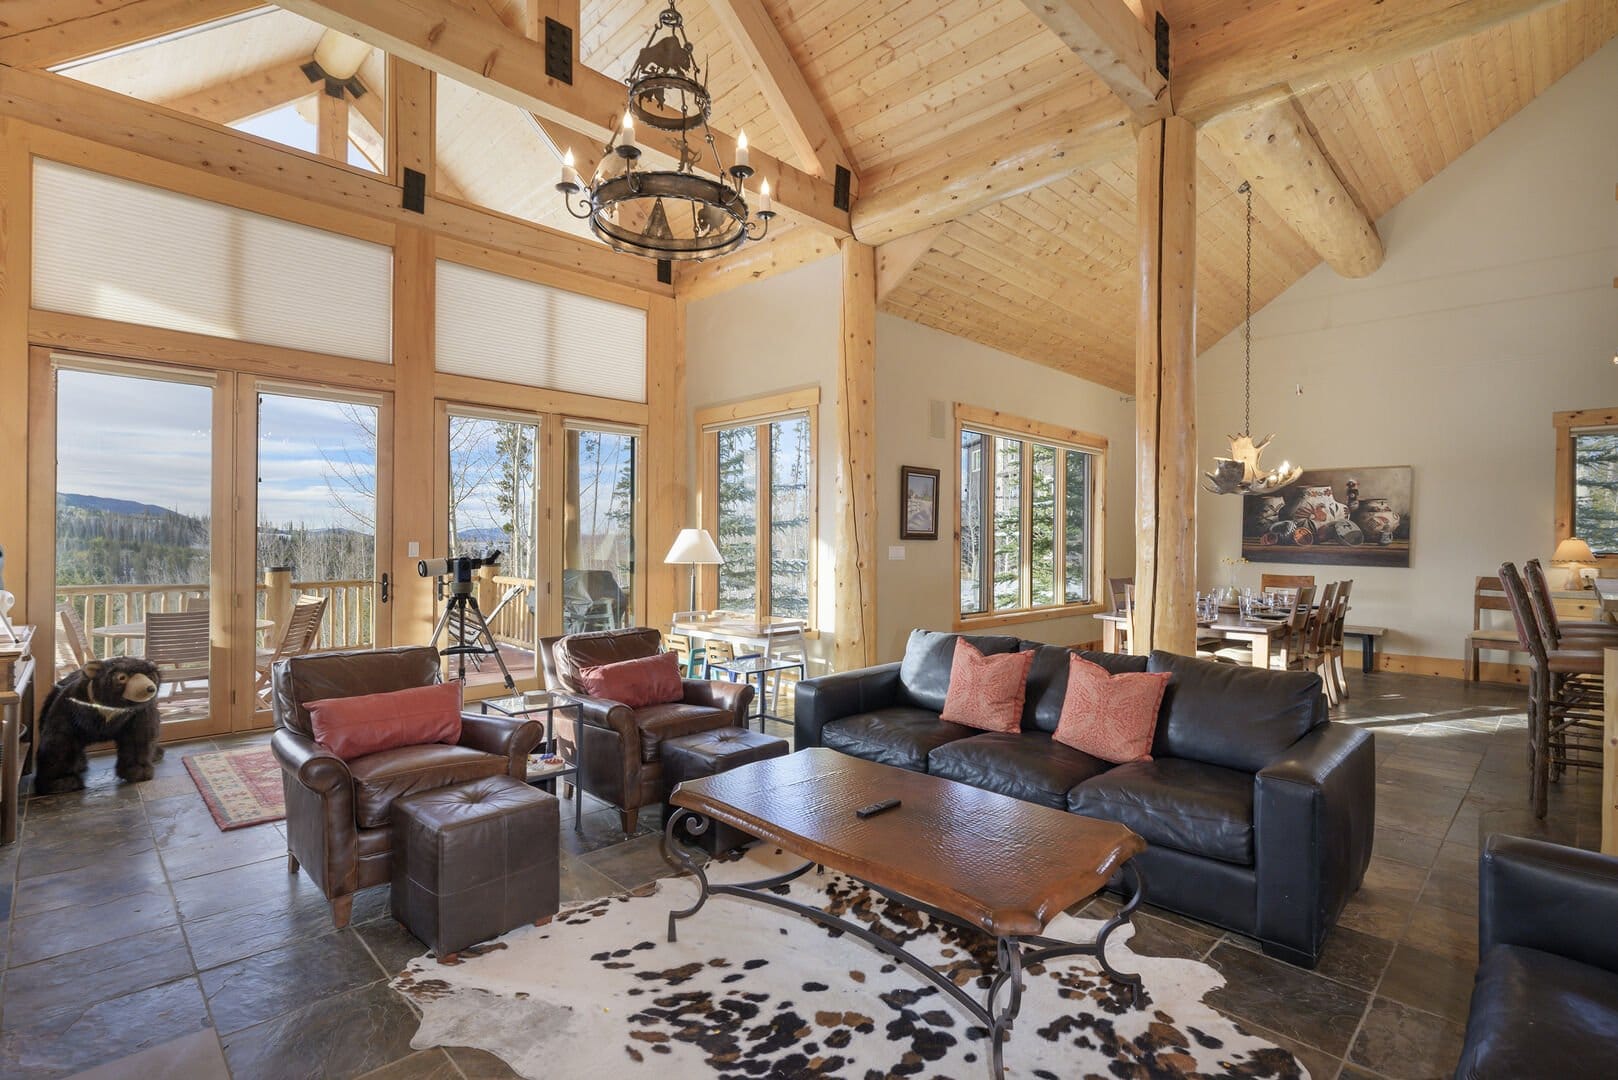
1132;116;1198;656
834;238;877;670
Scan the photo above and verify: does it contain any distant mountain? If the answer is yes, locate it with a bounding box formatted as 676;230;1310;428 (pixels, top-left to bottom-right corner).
456;528;509;545
58;492;184;518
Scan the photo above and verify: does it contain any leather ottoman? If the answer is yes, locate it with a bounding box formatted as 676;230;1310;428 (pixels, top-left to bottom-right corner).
391;774;559;961
661;727;789;853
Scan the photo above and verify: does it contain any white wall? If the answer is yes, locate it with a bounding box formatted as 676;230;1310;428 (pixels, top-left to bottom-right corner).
873;315;1135;662
685;256;1136;668
1196;37;1618;663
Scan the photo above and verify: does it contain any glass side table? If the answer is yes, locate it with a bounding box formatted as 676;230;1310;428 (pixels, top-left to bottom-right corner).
706;655;803;730
479;690;584;831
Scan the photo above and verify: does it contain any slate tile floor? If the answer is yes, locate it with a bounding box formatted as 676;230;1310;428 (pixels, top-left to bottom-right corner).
0;672;1603;1079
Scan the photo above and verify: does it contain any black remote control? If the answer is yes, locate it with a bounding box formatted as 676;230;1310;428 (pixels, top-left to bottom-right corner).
856;798;901;819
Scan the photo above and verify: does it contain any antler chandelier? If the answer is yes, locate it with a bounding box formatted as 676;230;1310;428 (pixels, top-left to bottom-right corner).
1203;181;1303;496
556;0;774;261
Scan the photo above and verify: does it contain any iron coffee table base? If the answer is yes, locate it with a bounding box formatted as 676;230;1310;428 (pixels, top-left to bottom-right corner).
661;809;1145;1079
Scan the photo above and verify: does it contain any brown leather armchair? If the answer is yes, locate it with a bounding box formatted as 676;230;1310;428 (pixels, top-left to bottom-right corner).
538;627;752;834
270;645;542;928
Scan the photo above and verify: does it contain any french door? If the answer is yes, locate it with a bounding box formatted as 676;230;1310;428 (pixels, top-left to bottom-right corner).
32;351;394;739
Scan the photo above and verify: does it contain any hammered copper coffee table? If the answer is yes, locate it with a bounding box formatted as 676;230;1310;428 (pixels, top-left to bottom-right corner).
661;748;1147;1077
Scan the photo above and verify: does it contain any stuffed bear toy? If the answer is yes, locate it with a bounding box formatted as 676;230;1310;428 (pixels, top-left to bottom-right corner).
34;657;165;794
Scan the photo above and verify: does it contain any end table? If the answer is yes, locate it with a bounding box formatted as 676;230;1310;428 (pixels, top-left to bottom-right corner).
478;690;584;831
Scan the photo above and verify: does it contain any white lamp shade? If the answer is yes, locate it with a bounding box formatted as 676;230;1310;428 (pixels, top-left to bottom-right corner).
1553;537;1595;564
665;528;723;565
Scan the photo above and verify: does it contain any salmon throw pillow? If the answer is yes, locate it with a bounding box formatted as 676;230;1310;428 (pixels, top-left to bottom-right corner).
307;681;464;761
1053;655;1169;764
939;638;1036;733
576;651;685;709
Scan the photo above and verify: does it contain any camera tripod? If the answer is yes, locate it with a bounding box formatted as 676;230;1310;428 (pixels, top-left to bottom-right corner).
429;590;516;690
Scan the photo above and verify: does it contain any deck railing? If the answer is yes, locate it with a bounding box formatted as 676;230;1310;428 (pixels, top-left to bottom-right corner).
485;574;537;649
56;578;378;663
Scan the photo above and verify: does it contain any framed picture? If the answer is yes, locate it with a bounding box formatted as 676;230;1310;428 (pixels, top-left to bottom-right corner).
1240;465;1413;568
900;466;941;541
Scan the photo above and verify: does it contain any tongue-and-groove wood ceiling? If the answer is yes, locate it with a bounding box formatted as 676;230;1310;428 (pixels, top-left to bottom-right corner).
46;0;1618;391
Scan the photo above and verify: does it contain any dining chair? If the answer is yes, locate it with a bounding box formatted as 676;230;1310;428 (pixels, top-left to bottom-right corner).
1260;573;1316;592
702;638;737;679
145;609;213;706
1109;577;1133;614
1302;582;1340;703
254;595;327;707
760;620;809;715
54;602;92;680
666;632;702;677
1524;559;1618;652
1498;562;1603;818
1326;580;1354;699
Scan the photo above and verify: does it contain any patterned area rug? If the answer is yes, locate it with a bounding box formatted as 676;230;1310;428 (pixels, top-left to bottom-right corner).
394;846;1308;1079
183;747;284;830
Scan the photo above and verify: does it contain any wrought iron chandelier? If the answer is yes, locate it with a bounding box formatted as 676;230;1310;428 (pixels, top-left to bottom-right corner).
555;0;774;261
1203;181;1303;496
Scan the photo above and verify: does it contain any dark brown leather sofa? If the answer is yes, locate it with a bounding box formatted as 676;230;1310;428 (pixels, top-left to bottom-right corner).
271;645;542;928
538;627;753;834
796;629;1375;968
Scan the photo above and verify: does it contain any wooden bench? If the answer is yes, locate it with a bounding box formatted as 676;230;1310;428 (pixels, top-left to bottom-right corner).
1343;625;1386;674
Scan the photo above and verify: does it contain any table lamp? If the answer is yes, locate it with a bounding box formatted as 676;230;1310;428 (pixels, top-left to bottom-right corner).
664;528;723;613
1552;536;1596;589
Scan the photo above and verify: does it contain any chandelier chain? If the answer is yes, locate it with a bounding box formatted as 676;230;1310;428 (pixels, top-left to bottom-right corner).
1243;179;1253;438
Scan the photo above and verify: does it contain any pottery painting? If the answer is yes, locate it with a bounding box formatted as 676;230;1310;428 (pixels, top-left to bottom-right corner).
1240;466;1412;567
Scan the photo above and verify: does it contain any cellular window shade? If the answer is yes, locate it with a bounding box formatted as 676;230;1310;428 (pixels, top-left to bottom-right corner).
32;161;392;364
435;260;647;403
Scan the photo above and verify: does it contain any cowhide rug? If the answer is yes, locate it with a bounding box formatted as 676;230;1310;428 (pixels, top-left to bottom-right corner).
393;846;1308;1079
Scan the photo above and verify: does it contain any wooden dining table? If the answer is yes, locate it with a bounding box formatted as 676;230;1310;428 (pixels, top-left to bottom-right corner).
1096;611;1295;667
670;613;806;647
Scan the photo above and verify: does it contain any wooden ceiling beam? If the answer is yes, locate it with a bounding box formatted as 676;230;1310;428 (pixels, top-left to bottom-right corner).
1175;0;1562;122
850;92;1133;245
875;226;944;304
1018;0;1169;122
275;0;850;237
0;0;265;69
673;225;838;302
158;62;314;126
706;0;849;178
1204;97;1383;278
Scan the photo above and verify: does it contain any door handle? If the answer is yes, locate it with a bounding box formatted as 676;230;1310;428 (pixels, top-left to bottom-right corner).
379;572;391;604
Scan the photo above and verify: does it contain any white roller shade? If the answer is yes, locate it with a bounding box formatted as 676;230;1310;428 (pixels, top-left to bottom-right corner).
436;260;647;403
32;160;392;364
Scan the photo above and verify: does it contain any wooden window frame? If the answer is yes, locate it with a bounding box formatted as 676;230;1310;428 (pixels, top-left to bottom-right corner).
953;403;1107;631
696;387;821;629
1554;407;1618;566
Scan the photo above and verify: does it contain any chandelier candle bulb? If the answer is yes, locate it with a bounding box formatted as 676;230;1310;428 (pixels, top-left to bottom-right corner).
618;111;639;157
559;149;581;192
758;179;773;216
737;131;749;168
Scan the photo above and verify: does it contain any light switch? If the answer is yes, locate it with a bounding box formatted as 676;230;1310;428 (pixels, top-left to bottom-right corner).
888;545;906;560
407;541;420;558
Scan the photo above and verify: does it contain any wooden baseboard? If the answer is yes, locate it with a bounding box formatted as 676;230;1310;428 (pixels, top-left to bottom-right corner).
1376;651;1530;686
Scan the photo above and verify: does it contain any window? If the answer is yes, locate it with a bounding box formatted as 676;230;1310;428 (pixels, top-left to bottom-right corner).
1555;410;1618;561
956;405;1105;623
1573;431;1618;555
699;390;820;623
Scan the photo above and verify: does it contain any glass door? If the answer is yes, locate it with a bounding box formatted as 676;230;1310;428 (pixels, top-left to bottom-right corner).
564;425;641;632
51;358;228;739
253;386;391;720
444;406;542;693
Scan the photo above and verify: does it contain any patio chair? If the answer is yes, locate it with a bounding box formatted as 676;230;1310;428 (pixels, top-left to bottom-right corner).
145;608;212;706
255;595;327;706
54;602;92;680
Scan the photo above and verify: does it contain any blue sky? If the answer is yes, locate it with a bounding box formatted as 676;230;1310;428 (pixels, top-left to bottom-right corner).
57;370;375;530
